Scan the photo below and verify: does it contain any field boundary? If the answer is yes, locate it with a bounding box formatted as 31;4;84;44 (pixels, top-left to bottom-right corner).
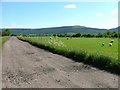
18;37;120;75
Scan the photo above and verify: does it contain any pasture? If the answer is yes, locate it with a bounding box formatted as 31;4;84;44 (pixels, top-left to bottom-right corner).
18;36;119;74
58;37;118;60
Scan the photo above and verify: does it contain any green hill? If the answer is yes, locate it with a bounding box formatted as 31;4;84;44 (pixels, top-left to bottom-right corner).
1;25;119;35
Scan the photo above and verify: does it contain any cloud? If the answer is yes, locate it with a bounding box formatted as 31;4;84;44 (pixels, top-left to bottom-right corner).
64;4;77;9
111;10;118;14
96;13;103;17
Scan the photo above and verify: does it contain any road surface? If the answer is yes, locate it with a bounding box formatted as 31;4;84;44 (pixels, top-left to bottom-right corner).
2;37;118;88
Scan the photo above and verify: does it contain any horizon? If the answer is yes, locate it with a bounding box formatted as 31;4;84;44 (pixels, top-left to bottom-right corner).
1;2;118;29
0;25;118;30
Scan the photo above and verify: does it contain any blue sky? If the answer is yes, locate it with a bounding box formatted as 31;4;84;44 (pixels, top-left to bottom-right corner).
1;2;118;29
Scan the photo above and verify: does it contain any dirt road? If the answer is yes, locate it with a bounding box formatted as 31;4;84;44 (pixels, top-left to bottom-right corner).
2;37;118;88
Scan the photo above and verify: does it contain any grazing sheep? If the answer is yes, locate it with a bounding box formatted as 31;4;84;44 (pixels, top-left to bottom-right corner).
110;40;114;43
102;43;105;46
49;37;53;40
109;43;112;46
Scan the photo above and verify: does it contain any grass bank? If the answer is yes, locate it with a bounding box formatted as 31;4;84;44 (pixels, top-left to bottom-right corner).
0;36;10;49
18;36;120;75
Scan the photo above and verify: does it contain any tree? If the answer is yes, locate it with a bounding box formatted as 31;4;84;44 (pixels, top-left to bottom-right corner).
2;29;12;36
103;33;108;38
72;33;81;37
106;31;111;35
96;33;103;38
86;34;92;37
111;32;118;38
106;31;111;37
82;34;87;37
91;34;95;38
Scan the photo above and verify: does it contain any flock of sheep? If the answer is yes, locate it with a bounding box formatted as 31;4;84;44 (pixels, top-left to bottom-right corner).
102;40;114;47
49;37;114;47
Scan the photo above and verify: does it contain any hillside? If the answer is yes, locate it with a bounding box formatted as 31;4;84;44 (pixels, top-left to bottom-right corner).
109;27;119;32
1;26;119;35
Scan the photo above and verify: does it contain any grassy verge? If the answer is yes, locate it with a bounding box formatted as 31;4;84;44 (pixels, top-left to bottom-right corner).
0;36;10;49
18;36;120;75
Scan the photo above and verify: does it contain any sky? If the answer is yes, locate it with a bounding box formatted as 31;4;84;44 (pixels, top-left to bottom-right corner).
1;2;118;29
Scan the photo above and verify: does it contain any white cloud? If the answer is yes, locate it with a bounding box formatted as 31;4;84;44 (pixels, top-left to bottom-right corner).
96;13;103;17
111;10;118;14
64;4;77;9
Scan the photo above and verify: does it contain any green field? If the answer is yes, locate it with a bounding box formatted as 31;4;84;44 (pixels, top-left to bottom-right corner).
58;37;118;60
18;36;119;74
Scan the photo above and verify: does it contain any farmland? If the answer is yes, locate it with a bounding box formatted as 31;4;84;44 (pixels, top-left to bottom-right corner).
58;37;118;59
1;2;119;88
18;36;119;74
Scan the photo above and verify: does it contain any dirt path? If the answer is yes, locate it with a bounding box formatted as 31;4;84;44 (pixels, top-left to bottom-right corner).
2;37;118;88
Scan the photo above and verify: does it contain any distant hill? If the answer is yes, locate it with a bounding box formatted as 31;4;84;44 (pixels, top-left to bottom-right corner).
1;26;119;35
109;27;119;32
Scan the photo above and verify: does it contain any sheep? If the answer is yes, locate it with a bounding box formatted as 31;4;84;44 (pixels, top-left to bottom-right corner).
102;43;105;46
49;37;53;40
109;43;112;46
110;40;114;43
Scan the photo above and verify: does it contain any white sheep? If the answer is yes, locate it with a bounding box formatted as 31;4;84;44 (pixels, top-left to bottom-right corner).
102;43;105;46
110;40;114;43
109;43;112;46
49;37;53;39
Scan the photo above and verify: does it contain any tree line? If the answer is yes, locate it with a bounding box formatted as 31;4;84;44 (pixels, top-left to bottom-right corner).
53;32;120;38
1;29;12;36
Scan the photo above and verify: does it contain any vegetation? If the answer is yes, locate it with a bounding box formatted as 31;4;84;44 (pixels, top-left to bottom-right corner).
1;28;120;38
1;28;119;74
2;29;12;36
0;29;11;49
0;36;10;49
18;36;120;74
2;36;10;44
52;31;120;38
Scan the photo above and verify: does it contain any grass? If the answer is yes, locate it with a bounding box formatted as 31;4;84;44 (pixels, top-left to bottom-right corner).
58;37;118;60
0;36;10;49
18;36;120;74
